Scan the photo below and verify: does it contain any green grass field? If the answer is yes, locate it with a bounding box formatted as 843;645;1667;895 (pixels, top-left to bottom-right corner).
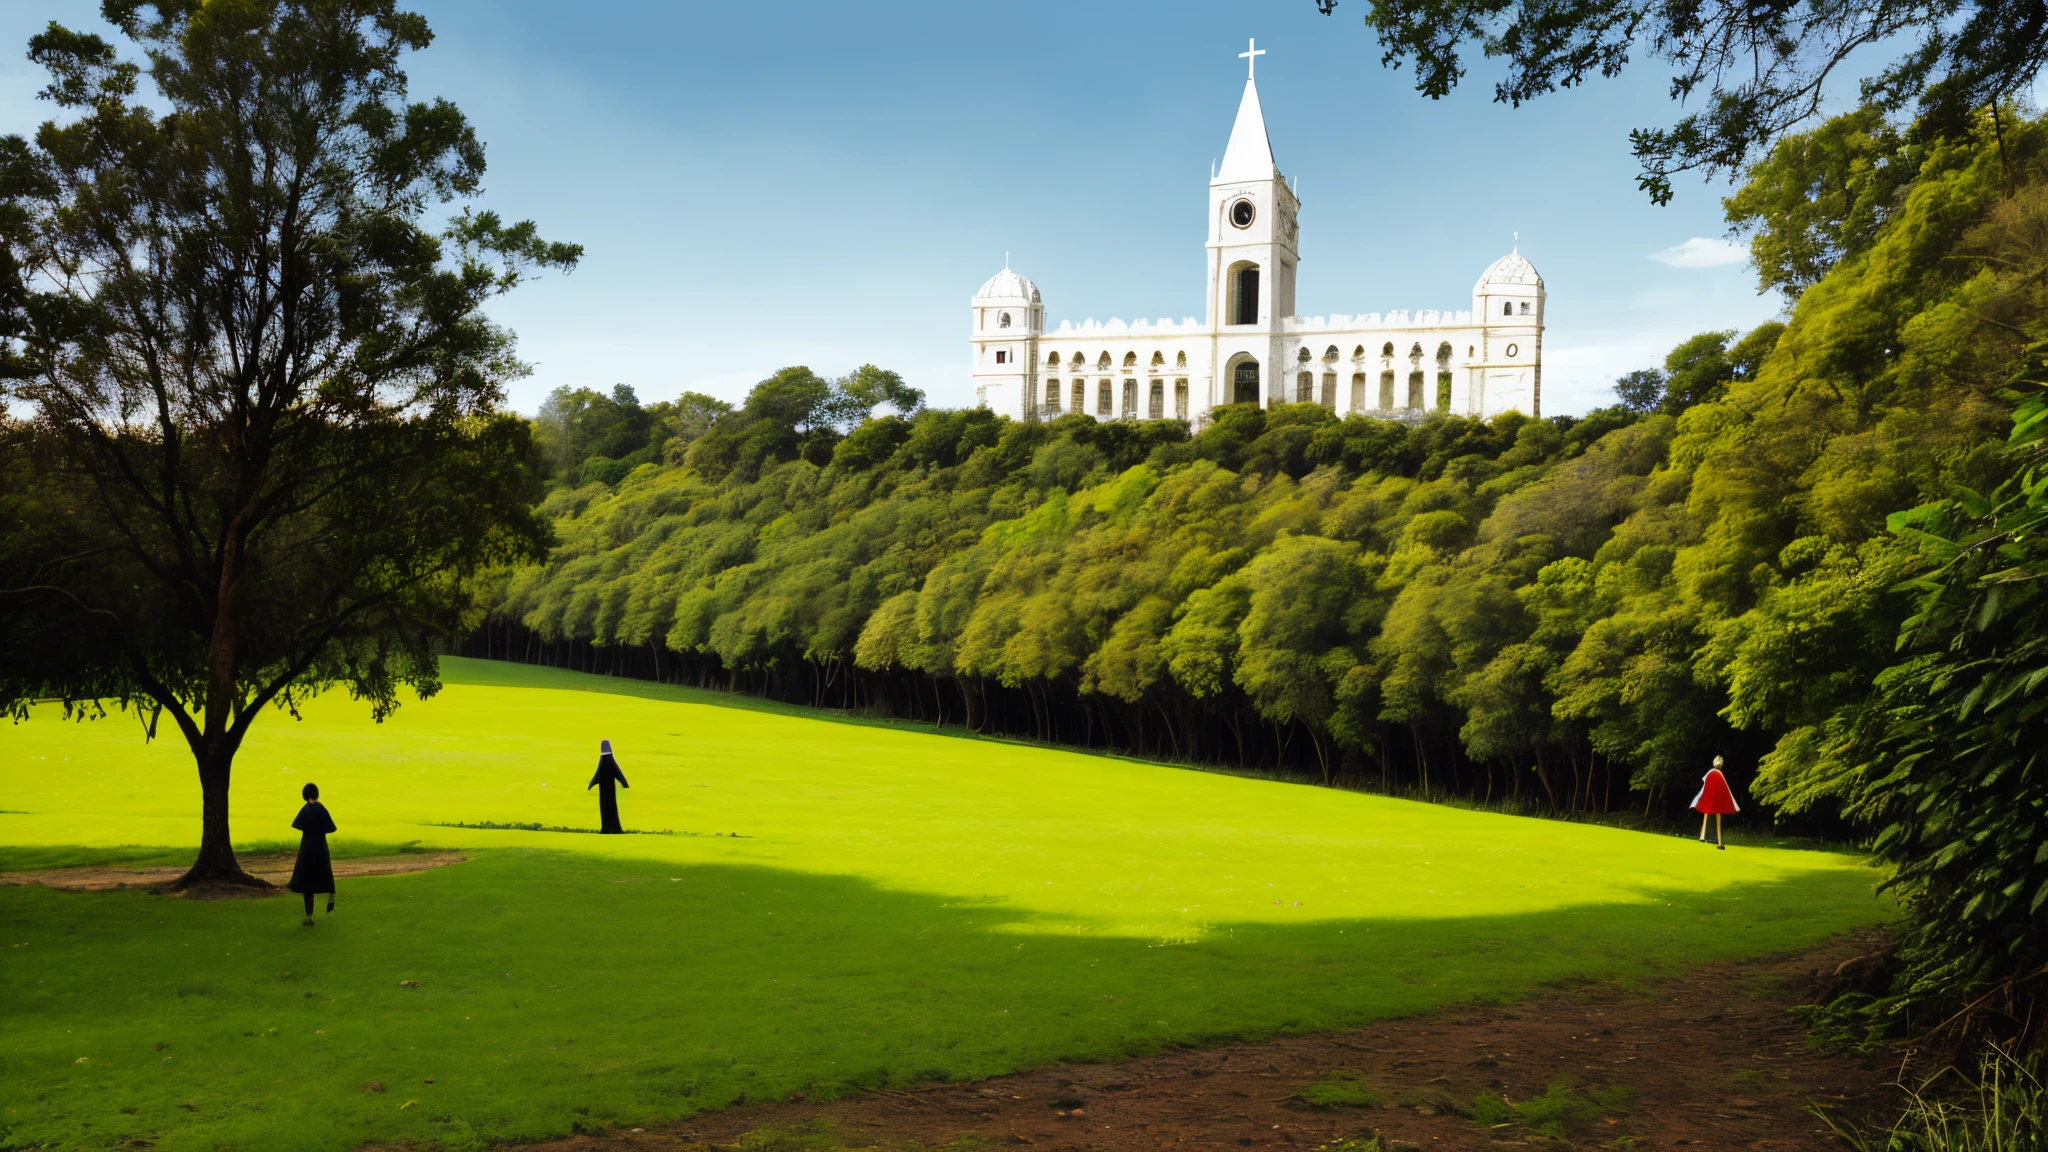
2;659;1886;1152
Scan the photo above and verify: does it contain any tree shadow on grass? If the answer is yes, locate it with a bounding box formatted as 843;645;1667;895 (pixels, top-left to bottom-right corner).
0;848;1884;1152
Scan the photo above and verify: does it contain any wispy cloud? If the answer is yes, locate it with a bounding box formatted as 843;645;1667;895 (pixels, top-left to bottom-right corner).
1649;236;1750;268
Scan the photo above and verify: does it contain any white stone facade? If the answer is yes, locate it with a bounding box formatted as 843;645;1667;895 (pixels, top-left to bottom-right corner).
969;53;1545;425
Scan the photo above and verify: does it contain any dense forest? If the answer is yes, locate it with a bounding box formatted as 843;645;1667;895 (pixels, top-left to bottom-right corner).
483;109;2042;835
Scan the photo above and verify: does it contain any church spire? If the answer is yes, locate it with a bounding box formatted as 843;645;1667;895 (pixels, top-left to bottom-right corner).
1216;41;1277;183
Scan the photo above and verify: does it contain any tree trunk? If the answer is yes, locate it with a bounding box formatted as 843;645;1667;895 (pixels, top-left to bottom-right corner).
1531;746;1559;812
174;533;267;891
173;743;266;890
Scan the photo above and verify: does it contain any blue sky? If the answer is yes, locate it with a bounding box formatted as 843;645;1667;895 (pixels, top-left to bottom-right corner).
3;0;1803;416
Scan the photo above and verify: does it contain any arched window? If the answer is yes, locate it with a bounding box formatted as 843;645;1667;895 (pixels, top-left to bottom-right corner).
1352;345;1365;359
1350;372;1366;413
1436;342;1452;365
1175;350;1187;368
998;312;1011;328
1408;370;1425;410
1148;380;1164;419
1296;371;1313;402
1323;345;1340;363
1297;347;1312;364
1097;351;1112;370
1045;380;1062;413
1409;342;1424;359
1503;301;1513;316
1123;351;1138;368
1468;345;1475;357
1381;342;1395;358
1097;380;1113;416
1319;371;1336;409
1379;370;1395;410
1228;262;1261;325
1122;378;1138;418
1232;358;1260;404
1071;379;1086;413
1174;379;1189;420
1046;351;1060;367
1150;350;1165;367
1071;352;1085;366
1520;301;1532;315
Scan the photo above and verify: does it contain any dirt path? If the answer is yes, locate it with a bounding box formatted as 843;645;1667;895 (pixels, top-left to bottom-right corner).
500;933;1895;1152
0;850;465;893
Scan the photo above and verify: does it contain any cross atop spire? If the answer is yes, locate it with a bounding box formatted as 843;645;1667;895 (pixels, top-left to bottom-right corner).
1217;41;1278;183
1239;38;1266;80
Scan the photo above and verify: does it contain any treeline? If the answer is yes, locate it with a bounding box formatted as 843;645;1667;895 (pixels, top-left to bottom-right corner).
484;110;2039;833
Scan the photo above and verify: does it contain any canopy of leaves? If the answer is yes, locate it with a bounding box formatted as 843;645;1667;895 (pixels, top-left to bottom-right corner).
0;0;570;881
1333;0;2048;202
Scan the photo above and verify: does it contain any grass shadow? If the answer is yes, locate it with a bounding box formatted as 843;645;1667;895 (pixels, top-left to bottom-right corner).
2;846;1885;1152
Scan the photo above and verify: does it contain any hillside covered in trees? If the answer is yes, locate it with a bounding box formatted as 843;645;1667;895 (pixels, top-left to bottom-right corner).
485;109;2044;827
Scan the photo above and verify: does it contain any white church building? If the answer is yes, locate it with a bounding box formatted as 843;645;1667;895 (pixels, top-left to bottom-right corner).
969;41;1545;425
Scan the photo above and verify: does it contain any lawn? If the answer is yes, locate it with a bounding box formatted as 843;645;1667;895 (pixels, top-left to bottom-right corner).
1;658;1885;1152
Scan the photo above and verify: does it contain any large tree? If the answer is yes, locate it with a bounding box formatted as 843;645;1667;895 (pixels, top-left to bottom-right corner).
0;0;576;888
1323;0;2048;201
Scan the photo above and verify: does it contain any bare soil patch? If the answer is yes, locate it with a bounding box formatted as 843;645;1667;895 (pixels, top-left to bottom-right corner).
0;850;464;894
501;932;1895;1152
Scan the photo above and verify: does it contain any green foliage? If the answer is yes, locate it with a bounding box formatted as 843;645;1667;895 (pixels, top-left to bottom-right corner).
1820;343;2048;1039
1613;368;1665;413
1724;108;1919;300
734;1121;847;1151
680;365;928;484
1469;1080;1630;1139
1821;1047;2047;1152
534;383;679;486
1295;1072;1384;1109
1789;992;1888;1055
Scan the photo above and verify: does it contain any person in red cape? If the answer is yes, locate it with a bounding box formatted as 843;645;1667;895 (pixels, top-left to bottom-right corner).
1692;755;1739;849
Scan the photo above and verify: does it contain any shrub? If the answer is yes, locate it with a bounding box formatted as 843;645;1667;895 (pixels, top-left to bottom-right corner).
1822;1047;2046;1152
1296;1072;1384;1109
1470;1080;1630;1139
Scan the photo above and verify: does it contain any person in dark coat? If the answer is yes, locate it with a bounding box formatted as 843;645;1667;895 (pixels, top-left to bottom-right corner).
589;738;628;834
288;782;337;925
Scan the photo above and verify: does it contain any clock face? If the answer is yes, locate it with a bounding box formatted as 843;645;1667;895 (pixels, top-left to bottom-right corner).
1230;199;1255;229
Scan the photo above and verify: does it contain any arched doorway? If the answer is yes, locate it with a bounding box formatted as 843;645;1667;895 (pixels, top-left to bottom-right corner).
1231;358;1260;405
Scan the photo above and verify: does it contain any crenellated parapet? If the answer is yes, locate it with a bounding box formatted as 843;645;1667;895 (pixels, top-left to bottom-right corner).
969;42;1547;426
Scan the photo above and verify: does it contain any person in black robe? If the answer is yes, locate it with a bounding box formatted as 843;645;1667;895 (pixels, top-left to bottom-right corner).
589;738;628;834
288;782;337;926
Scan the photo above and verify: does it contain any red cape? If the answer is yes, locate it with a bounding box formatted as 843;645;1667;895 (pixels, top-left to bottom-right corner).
1691;768;1740;815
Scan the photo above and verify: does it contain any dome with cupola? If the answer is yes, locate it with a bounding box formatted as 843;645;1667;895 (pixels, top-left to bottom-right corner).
973;266;1040;303
1473;249;1543;293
